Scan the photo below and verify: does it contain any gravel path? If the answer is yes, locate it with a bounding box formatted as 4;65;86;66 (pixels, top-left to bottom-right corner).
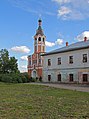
30;83;89;92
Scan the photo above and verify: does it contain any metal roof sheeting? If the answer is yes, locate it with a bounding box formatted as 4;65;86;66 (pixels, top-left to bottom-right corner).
42;40;89;56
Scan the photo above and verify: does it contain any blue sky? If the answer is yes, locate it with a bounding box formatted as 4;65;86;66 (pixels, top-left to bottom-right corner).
0;0;89;72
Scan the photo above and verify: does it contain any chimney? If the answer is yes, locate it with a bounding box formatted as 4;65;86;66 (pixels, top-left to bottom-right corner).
84;36;87;42
66;42;68;46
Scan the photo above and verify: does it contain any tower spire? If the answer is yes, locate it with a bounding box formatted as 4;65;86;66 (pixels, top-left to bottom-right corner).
35;18;44;36
38;18;42;26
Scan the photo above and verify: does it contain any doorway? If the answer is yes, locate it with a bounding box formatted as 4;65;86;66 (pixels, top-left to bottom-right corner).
32;70;37;78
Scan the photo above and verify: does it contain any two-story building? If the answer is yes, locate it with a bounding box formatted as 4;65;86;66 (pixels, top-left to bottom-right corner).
42;37;89;84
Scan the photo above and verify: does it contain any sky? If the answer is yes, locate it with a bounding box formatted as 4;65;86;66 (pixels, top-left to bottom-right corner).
0;0;89;72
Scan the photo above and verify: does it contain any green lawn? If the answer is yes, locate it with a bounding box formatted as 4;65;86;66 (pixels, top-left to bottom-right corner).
0;83;89;119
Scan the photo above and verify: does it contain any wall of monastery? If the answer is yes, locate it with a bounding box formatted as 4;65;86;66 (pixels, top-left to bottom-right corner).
43;48;89;83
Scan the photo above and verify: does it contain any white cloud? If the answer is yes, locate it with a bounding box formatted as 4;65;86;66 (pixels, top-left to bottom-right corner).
20;56;28;61
53;0;89;20
20;65;27;69
45;41;55;47
55;39;63;45
45;39;63;47
20;65;27;73
11;46;30;53
58;6;71;16
76;31;89;41
52;0;70;4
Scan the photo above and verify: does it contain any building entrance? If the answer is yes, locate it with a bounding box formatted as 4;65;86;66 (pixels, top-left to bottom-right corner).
32;70;37;78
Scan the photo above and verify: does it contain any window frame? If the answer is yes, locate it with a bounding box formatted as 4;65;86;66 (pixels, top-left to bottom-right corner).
58;57;61;65
83;54;87;63
69;56;73;64
83;74;88;82
48;75;51;81
57;74;61;81
48;59;51;66
69;74;74;82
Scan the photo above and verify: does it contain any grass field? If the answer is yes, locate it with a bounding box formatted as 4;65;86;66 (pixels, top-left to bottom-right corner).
0;83;89;119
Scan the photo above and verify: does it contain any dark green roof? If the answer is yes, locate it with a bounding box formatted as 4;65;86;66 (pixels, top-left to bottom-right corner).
36;26;44;36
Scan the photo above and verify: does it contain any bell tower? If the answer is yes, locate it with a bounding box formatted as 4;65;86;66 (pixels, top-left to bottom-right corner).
34;19;46;53
28;19;46;79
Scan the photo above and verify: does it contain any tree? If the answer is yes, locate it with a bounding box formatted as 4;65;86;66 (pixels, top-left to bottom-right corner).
9;57;19;73
0;49;9;73
0;49;19;74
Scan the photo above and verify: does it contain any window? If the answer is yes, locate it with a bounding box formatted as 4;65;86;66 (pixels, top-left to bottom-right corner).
39;59;41;64
43;38;45;42
69;74;73;82
69;56;73;64
58;57;61;65
58;74;61;81
38;37;41;41
83;74;88;82
48;75;51;81
83;54;87;63
48;59;51;66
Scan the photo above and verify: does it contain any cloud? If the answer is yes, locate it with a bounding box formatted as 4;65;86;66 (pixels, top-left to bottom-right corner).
55;39;63;45
20;56;28;61
52;0;70;4
58;6;71;16
20;65;27;69
8;0;55;16
45;39;63;47
53;0;89;20
45;41;55;47
20;65;27;72
11;46;30;53
76;31;89;41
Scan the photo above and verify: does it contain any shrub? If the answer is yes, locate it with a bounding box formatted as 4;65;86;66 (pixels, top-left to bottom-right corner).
0;74;3;81
39;76;42;82
11;73;22;83
0;72;30;83
29;77;36;82
1;74;13;83
20;73;30;83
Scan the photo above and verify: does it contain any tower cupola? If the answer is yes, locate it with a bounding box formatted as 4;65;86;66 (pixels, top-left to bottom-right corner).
38;19;42;26
35;19;44;36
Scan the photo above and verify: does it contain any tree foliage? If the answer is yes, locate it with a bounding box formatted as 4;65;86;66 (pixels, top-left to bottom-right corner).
0;49;19;74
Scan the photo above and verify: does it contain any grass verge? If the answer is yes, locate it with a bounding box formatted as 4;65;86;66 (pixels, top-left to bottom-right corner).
0;83;89;119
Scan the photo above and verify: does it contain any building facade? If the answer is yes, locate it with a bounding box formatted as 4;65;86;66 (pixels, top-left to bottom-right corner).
42;37;89;84
28;19;46;78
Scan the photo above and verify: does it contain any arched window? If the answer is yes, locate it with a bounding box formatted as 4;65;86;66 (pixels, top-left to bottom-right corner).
38;37;41;41
43;38;45;42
